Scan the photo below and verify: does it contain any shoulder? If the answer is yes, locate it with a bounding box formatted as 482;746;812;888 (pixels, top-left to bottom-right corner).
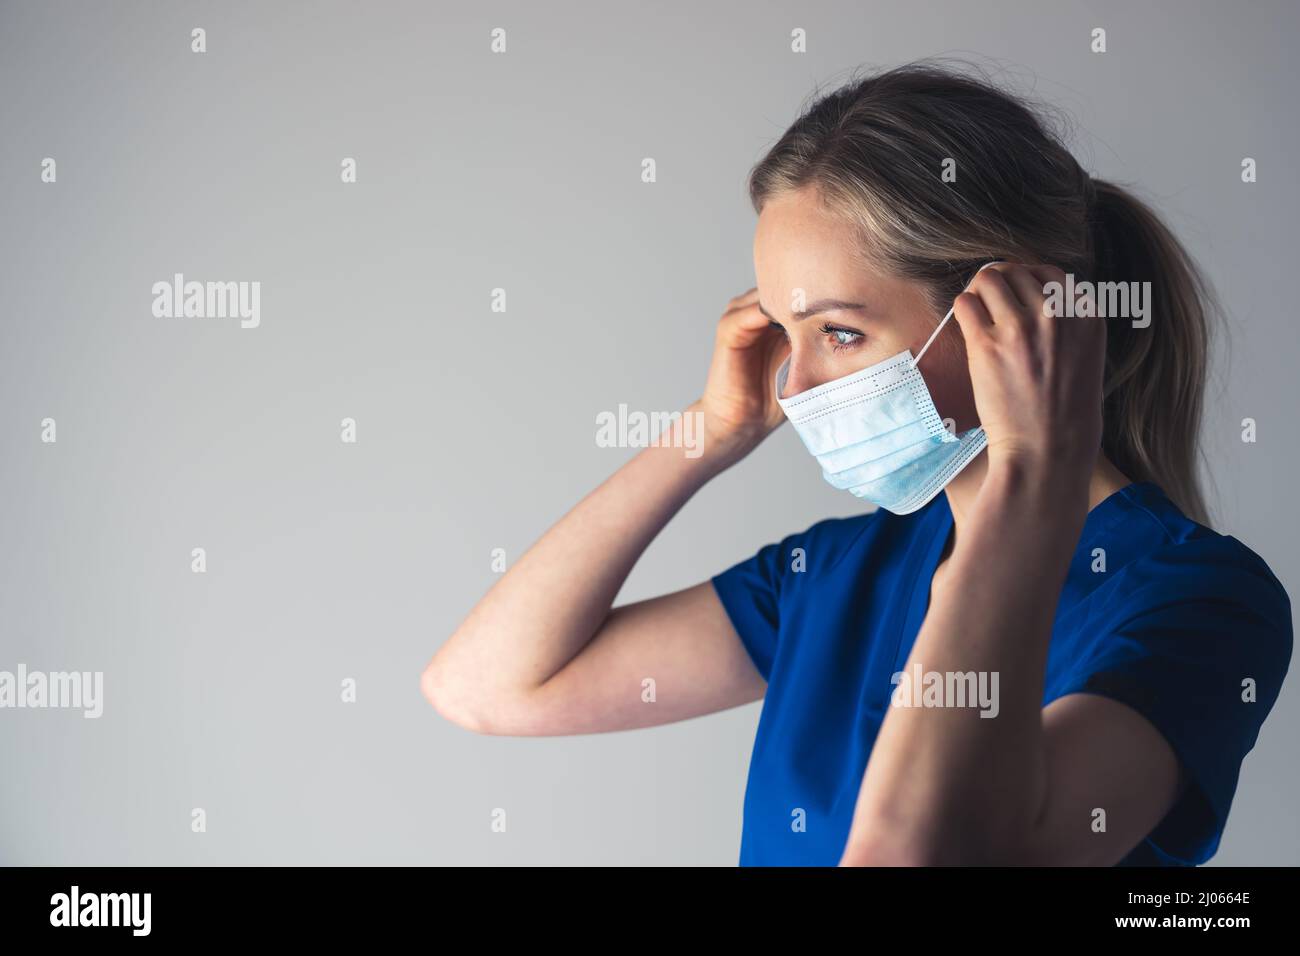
711;504;916;602
759;501;939;581
1067;482;1293;697
1089;482;1291;632
776;511;880;566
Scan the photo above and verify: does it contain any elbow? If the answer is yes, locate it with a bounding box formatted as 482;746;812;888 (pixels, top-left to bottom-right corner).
420;657;494;734
419;648;542;736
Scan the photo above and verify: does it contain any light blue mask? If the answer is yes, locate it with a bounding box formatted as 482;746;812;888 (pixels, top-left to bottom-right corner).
773;262;999;515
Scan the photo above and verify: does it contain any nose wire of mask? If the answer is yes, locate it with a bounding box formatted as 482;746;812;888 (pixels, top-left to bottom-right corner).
773;260;1003;515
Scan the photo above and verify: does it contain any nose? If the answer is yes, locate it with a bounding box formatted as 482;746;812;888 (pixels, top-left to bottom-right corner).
779;353;825;398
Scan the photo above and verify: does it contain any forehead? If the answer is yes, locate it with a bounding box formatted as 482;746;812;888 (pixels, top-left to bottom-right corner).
753;190;873;297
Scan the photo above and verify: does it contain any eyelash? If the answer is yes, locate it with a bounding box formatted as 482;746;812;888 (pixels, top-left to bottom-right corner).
769;320;864;352
820;323;863;351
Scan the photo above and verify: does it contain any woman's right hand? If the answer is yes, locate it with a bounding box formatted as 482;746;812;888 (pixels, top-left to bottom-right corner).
697;287;790;461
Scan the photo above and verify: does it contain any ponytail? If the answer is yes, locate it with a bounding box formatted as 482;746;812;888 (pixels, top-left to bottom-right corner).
1087;180;1216;526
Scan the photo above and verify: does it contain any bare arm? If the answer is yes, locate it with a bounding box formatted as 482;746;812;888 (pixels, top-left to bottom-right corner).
421;289;790;736
420;410;763;735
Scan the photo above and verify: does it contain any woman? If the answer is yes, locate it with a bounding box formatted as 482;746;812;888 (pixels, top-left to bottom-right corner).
420;62;1293;866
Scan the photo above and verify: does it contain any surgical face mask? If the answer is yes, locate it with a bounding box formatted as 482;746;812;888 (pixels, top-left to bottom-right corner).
773;262;1001;515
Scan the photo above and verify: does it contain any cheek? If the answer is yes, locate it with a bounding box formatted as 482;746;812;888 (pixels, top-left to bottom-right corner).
847;333;913;370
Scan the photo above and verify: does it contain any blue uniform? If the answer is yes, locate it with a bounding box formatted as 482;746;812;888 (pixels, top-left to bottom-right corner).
711;481;1292;866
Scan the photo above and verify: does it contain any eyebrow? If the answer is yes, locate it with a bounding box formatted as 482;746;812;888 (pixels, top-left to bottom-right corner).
757;298;871;322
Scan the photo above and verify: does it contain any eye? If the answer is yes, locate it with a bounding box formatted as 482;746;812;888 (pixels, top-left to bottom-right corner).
768;320;789;340
819;323;863;351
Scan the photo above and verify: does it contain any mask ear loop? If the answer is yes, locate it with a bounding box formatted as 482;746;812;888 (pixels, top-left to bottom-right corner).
911;260;1004;368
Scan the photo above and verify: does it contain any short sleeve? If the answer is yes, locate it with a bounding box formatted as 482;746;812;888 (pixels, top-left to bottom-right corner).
1056;550;1293;865
711;513;881;684
711;536;790;682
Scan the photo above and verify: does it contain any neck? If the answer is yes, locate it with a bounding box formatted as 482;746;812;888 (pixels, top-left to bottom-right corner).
941;450;1132;549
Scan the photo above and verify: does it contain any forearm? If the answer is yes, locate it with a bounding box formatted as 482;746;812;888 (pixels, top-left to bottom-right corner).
426;401;755;698
842;458;1091;864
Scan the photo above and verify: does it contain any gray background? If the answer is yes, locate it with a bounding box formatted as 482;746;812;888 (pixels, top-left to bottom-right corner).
1;0;1296;865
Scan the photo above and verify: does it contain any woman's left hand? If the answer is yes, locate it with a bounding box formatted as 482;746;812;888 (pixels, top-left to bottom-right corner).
951;262;1107;477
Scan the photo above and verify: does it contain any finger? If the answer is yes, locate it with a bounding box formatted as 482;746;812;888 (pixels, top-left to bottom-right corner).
1026;265;1102;328
719;302;779;345
1022;265;1071;319
951;290;994;341
1022;264;1065;290
998;264;1050;316
968;267;1028;328
726;287;760;311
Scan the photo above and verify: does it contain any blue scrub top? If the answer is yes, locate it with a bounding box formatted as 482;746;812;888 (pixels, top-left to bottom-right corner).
711;481;1293;866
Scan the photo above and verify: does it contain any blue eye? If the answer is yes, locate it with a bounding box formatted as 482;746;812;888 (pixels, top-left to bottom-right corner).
819;323;863;349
